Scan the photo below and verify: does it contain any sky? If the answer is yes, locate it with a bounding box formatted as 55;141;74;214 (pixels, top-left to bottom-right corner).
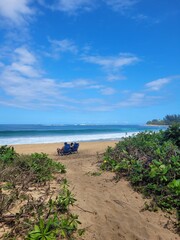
0;0;179;124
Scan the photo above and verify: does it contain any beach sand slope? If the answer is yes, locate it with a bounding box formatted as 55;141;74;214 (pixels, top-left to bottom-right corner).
14;142;180;240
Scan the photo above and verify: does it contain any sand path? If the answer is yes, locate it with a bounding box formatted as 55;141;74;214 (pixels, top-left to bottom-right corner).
14;142;180;240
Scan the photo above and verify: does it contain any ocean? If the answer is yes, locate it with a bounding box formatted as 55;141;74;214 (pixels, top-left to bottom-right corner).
0;124;167;145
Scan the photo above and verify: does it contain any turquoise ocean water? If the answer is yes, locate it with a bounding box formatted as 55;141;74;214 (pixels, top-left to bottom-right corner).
0;124;167;145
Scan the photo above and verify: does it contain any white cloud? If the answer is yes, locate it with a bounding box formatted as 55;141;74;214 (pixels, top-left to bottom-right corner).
0;46;169;112
0;46;62;106
119;92;145;107
104;0;141;14
48;38;78;56
59;79;93;88
2;46;42;79
85;91;163;111
105;0;139;11
14;47;37;64
0;62;5;68
131;14;149;22
58;79;109;95
57;0;94;13
0;46;114;109
0;0;34;25
81;98;105;104
39;0;140;14
106;74;126;81
40;0;95;14
82;54;139;71
145;77;171;91
10;62;40;78
4;46;42;78
86;105;114;111
100;87;116;95
118;92;162;107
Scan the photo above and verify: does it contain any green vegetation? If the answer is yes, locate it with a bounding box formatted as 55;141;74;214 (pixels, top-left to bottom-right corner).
26;180;84;240
147;114;180;125
100;124;180;232
0;146;66;184
0;146;84;239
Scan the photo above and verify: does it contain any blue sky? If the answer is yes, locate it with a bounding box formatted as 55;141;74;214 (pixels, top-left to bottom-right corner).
0;0;179;124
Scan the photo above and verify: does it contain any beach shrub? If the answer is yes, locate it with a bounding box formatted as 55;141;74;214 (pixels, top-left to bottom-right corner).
55;180;77;212
26;218;57;240
26;181;83;240
0;149;66;184
0;145;83;240
21;152;66;182
100;126;180;230
163;123;180;147
0;145;17;164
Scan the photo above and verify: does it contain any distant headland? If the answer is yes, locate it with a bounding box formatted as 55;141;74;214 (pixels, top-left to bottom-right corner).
146;114;180;125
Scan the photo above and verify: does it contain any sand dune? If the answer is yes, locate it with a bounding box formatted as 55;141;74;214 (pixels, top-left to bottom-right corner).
14;141;180;240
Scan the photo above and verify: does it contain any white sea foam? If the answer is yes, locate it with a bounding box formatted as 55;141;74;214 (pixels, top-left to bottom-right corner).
0;132;139;145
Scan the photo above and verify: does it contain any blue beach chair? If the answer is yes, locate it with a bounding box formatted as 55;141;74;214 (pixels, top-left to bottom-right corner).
57;143;71;156
71;142;79;153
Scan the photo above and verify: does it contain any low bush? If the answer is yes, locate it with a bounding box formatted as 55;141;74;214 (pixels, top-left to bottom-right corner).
26;181;83;240
0;147;84;240
100;125;180;231
0;147;66;184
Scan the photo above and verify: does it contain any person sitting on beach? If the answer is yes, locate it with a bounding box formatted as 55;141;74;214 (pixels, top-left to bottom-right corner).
57;142;67;155
70;142;74;151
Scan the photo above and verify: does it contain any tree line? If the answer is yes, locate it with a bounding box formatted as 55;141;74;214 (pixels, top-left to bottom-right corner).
146;114;180;125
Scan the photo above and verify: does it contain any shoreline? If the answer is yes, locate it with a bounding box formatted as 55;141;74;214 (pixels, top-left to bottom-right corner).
3;138;121;147
0;124;167;146
13;140;118;155
146;124;169;127
0;134;130;146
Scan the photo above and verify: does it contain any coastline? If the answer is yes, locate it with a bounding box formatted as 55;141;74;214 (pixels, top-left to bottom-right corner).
13;140;118;155
0;124;167;146
146;124;168;127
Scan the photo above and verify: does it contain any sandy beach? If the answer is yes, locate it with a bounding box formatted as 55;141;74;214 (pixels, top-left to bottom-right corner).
12;141;180;240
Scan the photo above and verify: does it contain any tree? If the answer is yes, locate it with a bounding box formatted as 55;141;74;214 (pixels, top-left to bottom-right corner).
147;114;180;125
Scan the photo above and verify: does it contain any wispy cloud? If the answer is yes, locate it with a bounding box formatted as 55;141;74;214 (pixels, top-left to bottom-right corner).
39;0;140;14
38;0;161;26
118;92;145;107
0;45;117;110
145;77;171;91
0;46;63;107
0;0;34;25
5;46;42;78
0;47;172;112
100;87;116;95
14;47;37;64
58;79;94;88
0;62;5;68
47;38;78;58
145;75;180;91
106;74;126;81
49;38;78;54
58;79;116;97
118;92;162;107
57;0;95;13
105;0;139;12
39;0;95;14
82;54;139;72
85;91;164;111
